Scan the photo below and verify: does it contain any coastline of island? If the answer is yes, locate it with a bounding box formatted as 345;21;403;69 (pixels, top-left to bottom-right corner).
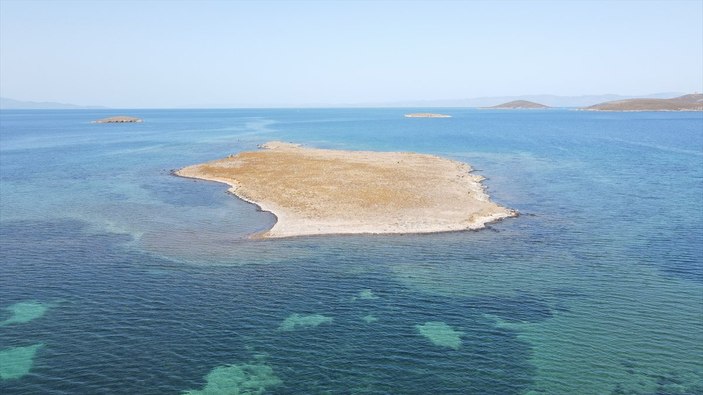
582;94;702;111
175;142;516;238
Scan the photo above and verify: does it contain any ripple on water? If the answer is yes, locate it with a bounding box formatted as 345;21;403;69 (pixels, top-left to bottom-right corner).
1;110;701;394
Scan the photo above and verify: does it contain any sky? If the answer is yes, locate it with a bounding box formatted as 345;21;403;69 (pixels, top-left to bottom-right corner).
1;0;702;108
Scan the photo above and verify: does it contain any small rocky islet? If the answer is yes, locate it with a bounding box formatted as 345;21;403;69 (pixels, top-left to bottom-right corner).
93;116;143;123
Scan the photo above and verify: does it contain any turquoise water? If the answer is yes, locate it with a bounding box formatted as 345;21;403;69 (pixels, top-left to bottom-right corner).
0;108;701;394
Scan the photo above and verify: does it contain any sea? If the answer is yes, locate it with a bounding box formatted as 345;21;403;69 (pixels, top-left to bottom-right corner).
0;108;701;395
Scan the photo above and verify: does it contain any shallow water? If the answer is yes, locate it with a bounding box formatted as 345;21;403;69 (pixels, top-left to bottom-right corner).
0;301;51;327
0;108;701;394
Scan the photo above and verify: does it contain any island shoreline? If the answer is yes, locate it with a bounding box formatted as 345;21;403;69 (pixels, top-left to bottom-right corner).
175;142;517;239
174;172;518;240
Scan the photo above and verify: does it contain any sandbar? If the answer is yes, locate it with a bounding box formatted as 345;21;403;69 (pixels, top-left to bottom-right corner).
176;142;516;238
404;113;452;118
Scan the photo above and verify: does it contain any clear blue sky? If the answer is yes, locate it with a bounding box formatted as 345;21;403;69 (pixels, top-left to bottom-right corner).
1;0;701;107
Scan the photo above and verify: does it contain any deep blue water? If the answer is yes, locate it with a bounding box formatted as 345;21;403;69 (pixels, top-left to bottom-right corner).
0;108;702;394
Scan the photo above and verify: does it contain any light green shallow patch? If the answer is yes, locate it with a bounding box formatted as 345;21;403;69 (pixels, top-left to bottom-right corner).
416;321;463;350
278;313;333;331
362;314;379;323
0;301;50;326
183;362;282;395
353;289;379;301
483;263;703;394
0;343;43;380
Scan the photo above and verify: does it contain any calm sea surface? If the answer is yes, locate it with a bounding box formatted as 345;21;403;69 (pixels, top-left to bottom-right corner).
0;109;701;394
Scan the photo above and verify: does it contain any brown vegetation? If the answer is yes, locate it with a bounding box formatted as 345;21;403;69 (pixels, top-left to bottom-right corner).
176;142;515;238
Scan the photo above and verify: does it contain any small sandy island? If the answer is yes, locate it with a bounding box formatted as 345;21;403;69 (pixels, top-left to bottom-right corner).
404;113;452;118
176;142;516;238
93;116;143;123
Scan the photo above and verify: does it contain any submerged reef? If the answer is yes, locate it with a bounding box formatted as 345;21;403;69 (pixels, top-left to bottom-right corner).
0;344;44;380
183;362;282;395
416;321;463;350
278;313;333;331
352;289;379;301
0;301;50;327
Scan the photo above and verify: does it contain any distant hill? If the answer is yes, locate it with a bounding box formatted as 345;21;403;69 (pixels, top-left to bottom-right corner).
0;97;105;110
484;100;549;109
584;94;703;112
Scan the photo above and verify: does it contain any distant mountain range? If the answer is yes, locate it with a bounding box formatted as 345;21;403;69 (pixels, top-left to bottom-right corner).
355;92;686;108
0;97;106;109
0;92;692;109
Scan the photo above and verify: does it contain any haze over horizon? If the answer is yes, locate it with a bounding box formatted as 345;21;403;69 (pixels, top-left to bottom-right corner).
1;0;701;108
